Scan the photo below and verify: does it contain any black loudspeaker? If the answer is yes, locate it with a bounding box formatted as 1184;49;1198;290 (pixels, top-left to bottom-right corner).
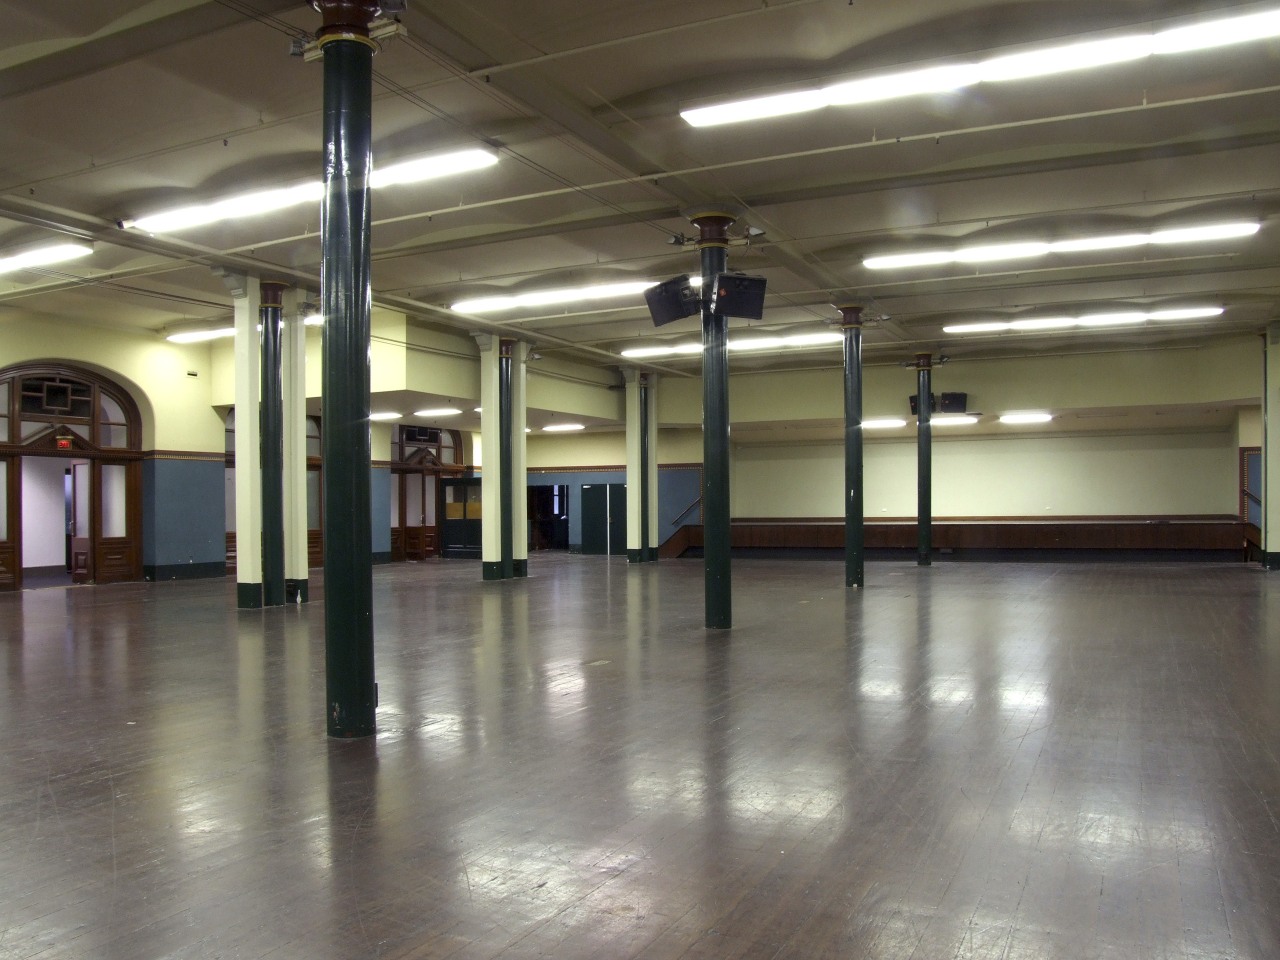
711;272;767;320
909;394;938;415
644;274;700;327
940;392;968;413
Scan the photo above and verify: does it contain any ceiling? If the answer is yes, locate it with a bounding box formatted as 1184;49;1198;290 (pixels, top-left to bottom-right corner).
2;0;1278;436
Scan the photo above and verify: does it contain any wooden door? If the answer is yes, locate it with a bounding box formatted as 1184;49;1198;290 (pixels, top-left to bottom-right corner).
0;457;16;590
70;460;92;583
92;459;141;584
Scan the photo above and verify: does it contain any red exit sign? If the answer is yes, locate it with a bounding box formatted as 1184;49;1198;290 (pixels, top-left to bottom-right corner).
56;438;72;450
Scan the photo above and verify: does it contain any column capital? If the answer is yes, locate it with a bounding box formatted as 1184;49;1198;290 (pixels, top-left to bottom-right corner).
311;1;382;46
835;304;864;328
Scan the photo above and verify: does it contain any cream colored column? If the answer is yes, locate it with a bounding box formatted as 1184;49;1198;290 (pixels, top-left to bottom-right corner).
512;341;529;577
475;334;503;579
644;374;659;560
625;370;643;562
233;276;263;607
1265;322;1280;569
625;370;660;563
282;288;310;601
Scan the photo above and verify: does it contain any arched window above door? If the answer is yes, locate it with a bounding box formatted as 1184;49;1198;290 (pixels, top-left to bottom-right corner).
0;364;141;452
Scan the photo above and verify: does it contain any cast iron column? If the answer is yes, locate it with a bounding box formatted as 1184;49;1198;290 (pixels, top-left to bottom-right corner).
916;353;933;567
691;210;736;629
839;305;865;588
499;338;515;580
313;0;378;737
260;280;287;607
640;375;652;562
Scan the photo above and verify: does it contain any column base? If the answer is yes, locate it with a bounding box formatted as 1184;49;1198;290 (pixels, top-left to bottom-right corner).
482;561;506;581
513;559;528;578
627;549;642;564
237;582;263;609
1264;552;1280;571
917;555;932;567
286;579;309;603
643;547;659;563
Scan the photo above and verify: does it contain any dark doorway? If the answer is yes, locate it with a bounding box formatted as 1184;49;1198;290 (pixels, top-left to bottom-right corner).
528;485;568;551
581;482;626;556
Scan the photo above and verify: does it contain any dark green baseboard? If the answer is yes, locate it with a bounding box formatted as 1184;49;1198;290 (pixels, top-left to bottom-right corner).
236;582;262;609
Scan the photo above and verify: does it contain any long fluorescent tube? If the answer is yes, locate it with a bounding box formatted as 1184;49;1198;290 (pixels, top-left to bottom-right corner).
453;276;704;315
944;306;1222;334
166;326;236;344
682;7;1280;127
866;223;1258;270
127;148;497;234
932;415;979;425
369;149;497;188
369;412;402;421
620;329;841;358
864;418;908;429
413;407;461;417
131;182;324;234
0;241;93;275
453;281;658;315
1000;412;1053;424
543;423;585;432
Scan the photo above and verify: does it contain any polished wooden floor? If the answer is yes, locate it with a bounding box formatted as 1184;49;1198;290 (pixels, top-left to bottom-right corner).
3;555;1279;959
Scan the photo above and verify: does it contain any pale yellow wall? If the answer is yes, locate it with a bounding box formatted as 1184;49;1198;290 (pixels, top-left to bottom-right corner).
527;358;622;421
405;324;479;402
658;337;1263;426
527;431;626;469
658;428;703;464
732;430;1238;518
0;312;222;451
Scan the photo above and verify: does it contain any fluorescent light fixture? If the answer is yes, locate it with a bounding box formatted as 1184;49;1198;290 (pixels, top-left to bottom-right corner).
864;418;908;429
127;149;498;234
682;89;828;127
369;412;402;421
954;241;1051;263
130;181;324;234
1000;412;1053;424
413;407;461;417
369;148;497;188
681;9;1280;128
1152;9;1280;54
303;314;324;326
620;329;842;358
166;326;235;344
543;423;585;432
943;305;1222;334
867;222;1259;271
0;241;93;275
931;415;979;425
473;407;483;413
620;343;704;359
453;278;696;315
977;35;1152;82
1148;307;1224;321
824;64;978;105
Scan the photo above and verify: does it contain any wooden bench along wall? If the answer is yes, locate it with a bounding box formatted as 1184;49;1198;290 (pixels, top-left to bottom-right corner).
659;516;1248;560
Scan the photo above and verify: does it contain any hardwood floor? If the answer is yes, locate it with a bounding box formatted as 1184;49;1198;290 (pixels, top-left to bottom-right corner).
2;556;1279;958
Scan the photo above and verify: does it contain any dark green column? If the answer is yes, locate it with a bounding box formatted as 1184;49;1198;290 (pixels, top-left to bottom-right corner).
916;353;933;567
260;281;287;608
499;338;515;580
314;1;378;738
690;210;735;630
838;305;865;588
640;375;653;562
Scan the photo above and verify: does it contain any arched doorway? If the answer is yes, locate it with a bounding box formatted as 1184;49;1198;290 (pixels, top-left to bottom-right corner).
0;364;143;590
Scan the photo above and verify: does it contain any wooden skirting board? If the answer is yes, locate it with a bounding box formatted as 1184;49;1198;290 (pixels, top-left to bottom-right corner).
659;516;1247;560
